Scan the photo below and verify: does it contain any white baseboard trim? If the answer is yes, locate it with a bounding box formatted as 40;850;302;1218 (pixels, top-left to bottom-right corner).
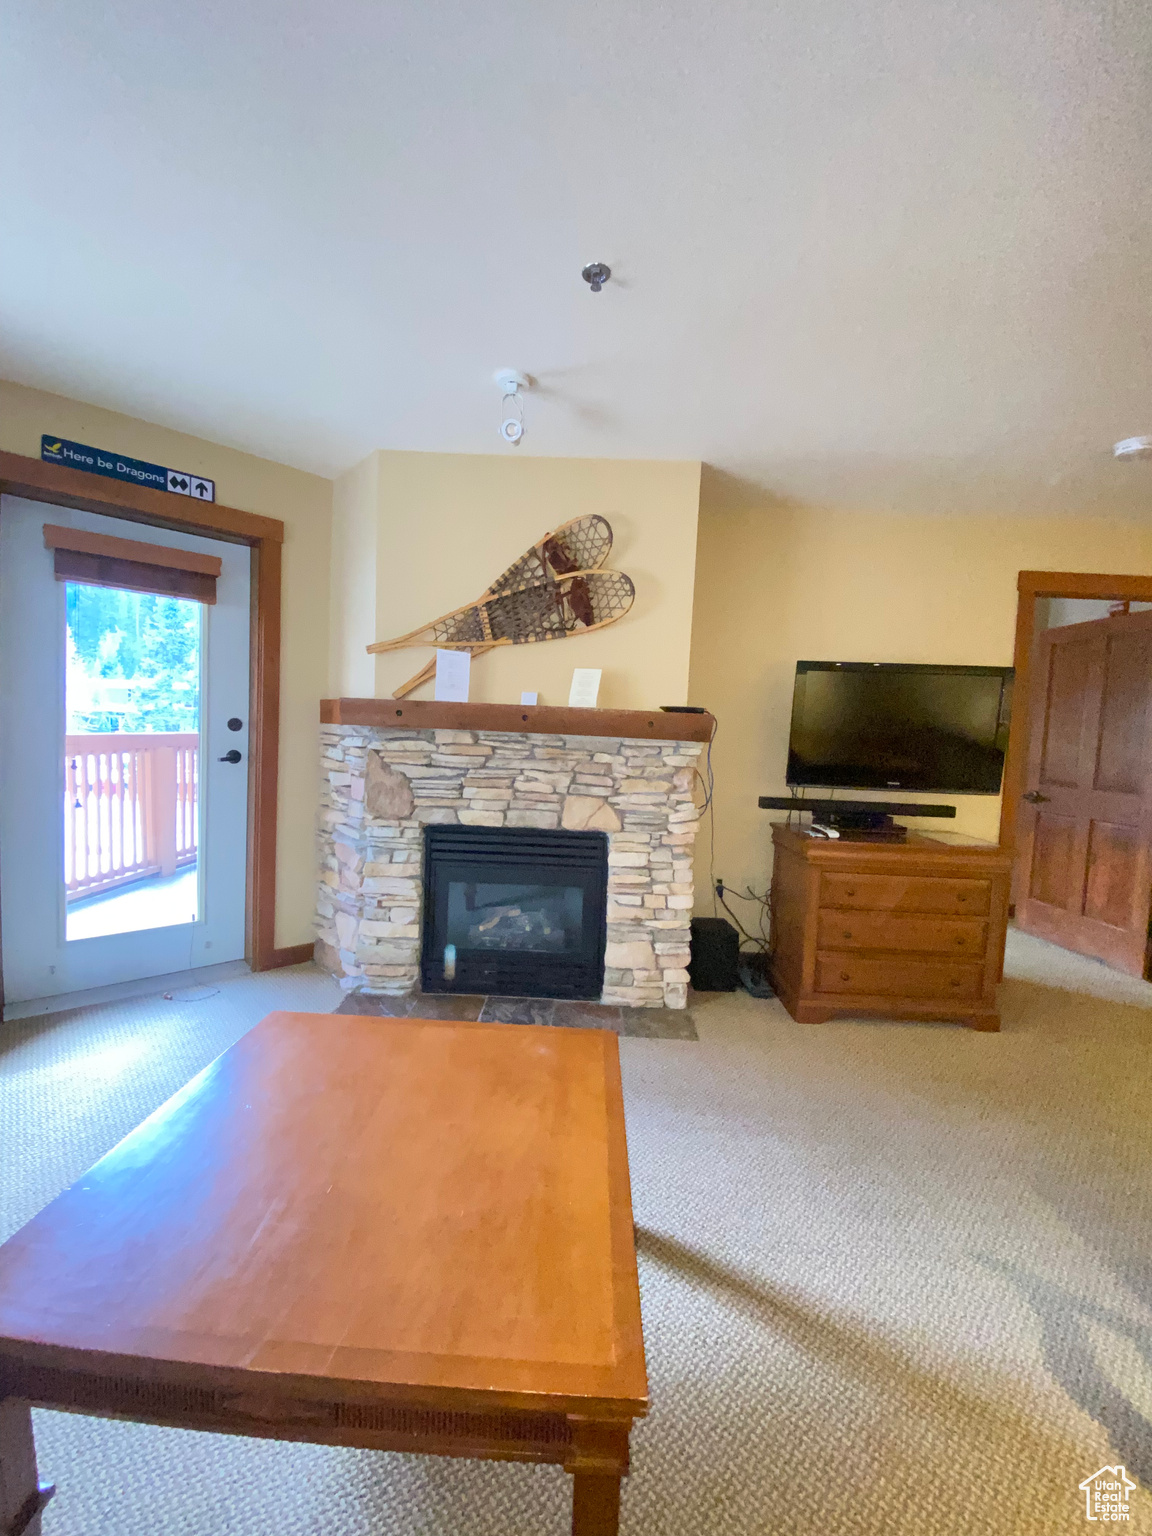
2;959;251;1022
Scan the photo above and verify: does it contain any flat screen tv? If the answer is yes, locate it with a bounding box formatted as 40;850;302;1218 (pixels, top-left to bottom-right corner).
786;661;1014;794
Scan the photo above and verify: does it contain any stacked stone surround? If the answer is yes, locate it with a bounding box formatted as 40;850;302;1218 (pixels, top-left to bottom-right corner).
316;724;703;1008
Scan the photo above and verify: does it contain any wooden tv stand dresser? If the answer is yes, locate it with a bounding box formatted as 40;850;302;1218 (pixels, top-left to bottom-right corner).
767;824;1012;1031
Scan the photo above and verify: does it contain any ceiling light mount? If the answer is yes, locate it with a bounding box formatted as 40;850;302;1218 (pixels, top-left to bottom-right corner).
494;370;531;446
1113;435;1152;460
581;262;611;294
494;369;529;398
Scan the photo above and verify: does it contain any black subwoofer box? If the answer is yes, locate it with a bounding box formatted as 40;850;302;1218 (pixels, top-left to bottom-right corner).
688;916;740;992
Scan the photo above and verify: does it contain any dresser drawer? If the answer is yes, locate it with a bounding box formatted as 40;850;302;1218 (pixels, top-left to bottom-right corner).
819;873;991;917
815;953;984;1001
816;911;988;957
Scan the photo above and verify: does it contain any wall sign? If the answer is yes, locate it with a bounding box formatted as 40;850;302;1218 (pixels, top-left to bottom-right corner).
41;436;215;503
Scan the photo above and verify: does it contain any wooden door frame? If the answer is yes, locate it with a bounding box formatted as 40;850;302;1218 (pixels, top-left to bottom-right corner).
1000;569;1152;854
0;449;307;1002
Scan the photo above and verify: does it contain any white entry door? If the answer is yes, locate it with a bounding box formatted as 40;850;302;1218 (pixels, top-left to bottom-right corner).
0;497;250;1007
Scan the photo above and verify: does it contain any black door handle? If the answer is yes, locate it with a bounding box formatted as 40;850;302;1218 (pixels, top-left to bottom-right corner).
218;750;242;764
1022;790;1049;804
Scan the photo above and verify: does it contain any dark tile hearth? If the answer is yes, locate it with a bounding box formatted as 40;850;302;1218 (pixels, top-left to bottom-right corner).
334;990;697;1040
334;992;485;1022
478;995;556;1027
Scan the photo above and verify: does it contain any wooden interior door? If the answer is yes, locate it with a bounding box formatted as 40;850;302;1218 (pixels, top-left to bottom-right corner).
1015;608;1152;976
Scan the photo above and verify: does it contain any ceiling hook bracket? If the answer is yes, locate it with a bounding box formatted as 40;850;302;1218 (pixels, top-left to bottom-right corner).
581;262;611;294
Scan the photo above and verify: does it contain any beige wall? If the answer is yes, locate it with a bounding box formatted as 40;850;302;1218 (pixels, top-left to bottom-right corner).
329;451;378;697
13;380;1144;949
331;449;701;709
0;381;333;949
687;469;1152;909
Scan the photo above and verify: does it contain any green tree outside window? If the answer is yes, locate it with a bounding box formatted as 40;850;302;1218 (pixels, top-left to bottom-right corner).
66;583;201;733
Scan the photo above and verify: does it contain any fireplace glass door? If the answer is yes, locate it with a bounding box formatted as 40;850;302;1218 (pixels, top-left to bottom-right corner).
447;880;584;956
422;826;608;999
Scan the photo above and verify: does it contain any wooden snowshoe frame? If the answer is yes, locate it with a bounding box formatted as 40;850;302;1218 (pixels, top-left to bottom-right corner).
365;515;633;697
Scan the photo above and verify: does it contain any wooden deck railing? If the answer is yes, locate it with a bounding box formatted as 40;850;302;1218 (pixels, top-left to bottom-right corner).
64;733;198;902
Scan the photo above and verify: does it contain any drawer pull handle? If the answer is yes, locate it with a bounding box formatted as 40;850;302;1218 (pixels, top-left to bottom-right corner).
949;979;961;987
957;894;968;902
844;888;856;897
955;937;966;946
843;930;853;940
840;971;851;981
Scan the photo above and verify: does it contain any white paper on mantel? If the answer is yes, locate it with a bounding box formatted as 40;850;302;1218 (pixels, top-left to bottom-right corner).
568;668;602;708
434;649;471;702
520;691;538;706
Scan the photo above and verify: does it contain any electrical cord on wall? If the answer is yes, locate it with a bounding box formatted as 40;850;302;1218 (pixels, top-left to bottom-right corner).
690;708;775;995
696;714;717;814
714;882;772;957
689;714;719;915
693;711;773;946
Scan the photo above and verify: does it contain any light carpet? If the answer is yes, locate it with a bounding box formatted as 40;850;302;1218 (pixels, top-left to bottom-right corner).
1;933;1150;1534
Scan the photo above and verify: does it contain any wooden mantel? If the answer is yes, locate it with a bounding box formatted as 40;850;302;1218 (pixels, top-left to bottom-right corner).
320;697;716;742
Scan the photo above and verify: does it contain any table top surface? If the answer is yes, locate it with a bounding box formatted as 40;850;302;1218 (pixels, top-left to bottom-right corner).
0;1011;647;1417
771;822;1010;862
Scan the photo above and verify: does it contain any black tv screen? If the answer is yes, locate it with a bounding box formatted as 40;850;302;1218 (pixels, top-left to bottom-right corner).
786;662;1014;794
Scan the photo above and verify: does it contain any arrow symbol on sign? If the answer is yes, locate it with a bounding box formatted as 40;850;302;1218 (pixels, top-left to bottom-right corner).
194;481;208;496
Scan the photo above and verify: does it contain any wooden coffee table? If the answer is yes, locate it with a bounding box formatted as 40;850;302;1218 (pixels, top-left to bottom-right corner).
0;1012;647;1536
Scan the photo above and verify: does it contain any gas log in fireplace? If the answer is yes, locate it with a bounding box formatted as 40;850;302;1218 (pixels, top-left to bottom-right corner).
421;825;609;1000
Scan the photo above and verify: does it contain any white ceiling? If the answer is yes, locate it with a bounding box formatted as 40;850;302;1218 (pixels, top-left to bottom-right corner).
3;0;1151;513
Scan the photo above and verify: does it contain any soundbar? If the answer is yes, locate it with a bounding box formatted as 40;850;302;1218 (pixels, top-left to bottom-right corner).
758;796;957;834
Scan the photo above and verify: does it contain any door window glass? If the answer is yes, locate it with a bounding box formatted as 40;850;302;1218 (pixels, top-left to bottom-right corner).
64;583;202;939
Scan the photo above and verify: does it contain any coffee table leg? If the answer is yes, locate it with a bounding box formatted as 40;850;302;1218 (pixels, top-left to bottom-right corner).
0;1399;54;1536
571;1470;621;1535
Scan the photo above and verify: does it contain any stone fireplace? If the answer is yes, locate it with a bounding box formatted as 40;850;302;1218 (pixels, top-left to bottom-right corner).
315;699;710;1008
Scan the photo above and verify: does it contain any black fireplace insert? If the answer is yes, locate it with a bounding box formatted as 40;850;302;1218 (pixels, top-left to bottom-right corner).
421;825;609;999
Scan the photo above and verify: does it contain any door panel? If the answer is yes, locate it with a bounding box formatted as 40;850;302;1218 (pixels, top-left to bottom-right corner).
0;496;250;1006
1027;812;1078;907
1083;820;1141;929
1094;632;1152;793
1015;608;1152;976
1038;642;1092;788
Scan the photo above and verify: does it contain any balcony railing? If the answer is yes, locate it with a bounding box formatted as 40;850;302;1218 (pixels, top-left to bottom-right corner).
64;733;198;902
